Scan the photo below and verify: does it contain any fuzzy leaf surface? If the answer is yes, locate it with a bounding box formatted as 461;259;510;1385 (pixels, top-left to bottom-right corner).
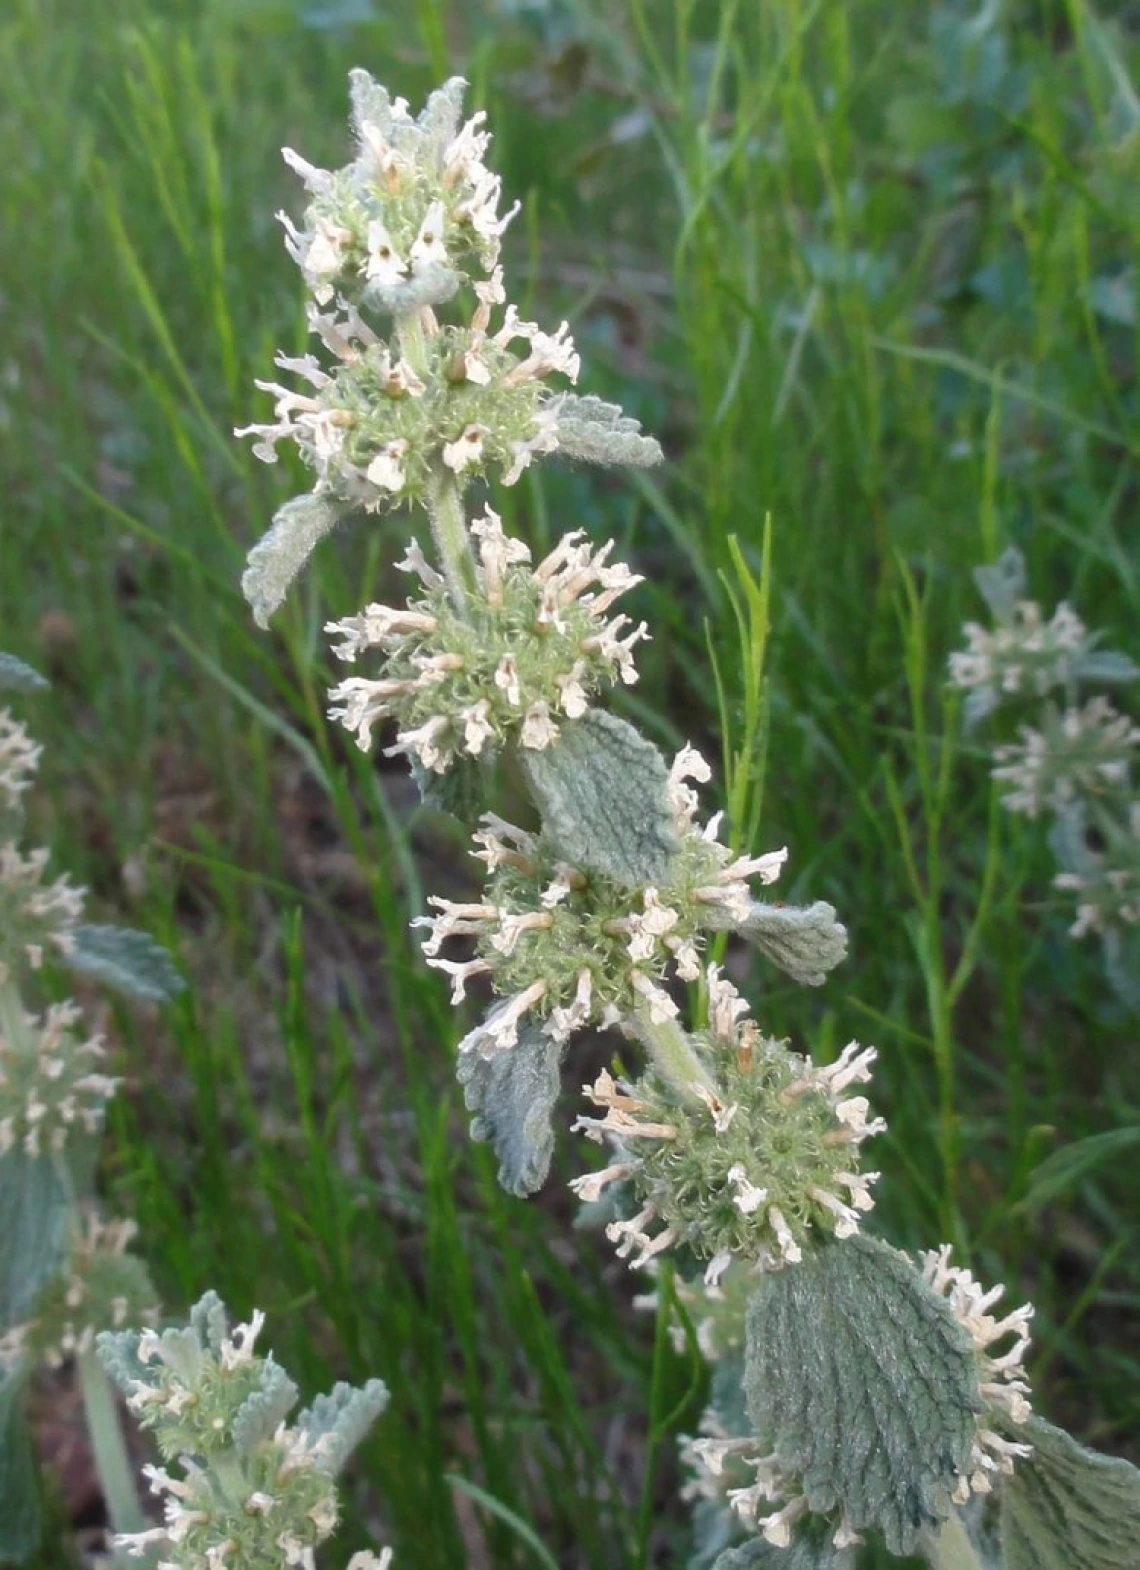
456;1019;564;1196
743;1235;978;1555
520;709;678;886
230;1358;299;1455
709;900;848;986
0;654;48;693
974;548;1027;620
241;492;342;628
1000;1415;1140;1570
66;924;185;1003
547;393;664;467
712;1530;855;1570
0;1371;40;1563
0;1149;69;1328
296;1378;388;1474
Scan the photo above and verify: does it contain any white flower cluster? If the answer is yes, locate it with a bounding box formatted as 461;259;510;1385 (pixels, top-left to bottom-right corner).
0;707;41;819
0;1213;157;1370
684;1432;863;1552
950;554;1140;1004
100;1294;388;1570
277;73;517;308
0;843;84;983
237;283;584;515
992;697;1140;818
571;969;884;1273
948;599;1090;719
326;508;646;768
920;1246;1034;1502
0;999;117;1156
416;755;786;1056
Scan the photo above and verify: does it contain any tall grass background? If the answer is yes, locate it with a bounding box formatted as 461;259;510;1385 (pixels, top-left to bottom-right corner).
2;0;1138;1565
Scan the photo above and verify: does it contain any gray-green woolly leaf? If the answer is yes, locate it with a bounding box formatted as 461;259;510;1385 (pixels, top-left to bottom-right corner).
743;1235;978;1556
296;1378;388;1474
519;709;678;886
1103;923;1140;1012
362;264;462;314
409;751;490;821
0;1370;40;1564
0;1150;70;1329
548;393;664;468
974;548;1026;621
456;1018;564;1196
65;924;185;1003
241;492;343;628
188;1288;230;1354
0;654;48;693
706;901;848;986
95;1325;147;1394
1000;1415;1140;1570
231;1358;300;1455
1071;649;1140;684
712;1529;856;1570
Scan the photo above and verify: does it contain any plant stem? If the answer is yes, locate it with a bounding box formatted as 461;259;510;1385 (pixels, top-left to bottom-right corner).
77;1348;148;1554
923;1513;986;1570
0;978;29;1052
426;468;476;614
631;1003;718;1104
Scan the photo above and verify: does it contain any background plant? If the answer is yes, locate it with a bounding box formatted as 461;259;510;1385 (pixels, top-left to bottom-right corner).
2;0;1139;1565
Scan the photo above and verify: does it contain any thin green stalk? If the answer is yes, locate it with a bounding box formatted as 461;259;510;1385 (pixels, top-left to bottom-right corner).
77;1347;148;1556
631;1003;717;1103
425;468;476;615
923;1513;986;1570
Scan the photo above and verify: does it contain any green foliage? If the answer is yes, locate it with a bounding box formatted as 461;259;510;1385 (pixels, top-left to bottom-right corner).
716;900;848;987
242;493;344;629
1000;1415;1140;1570
0;1149;70;1329
3;0;1139;1564
455;1017;564;1197
0;1369;40;1566
519;709;678;886
66;923;185;1003
296;1378;391;1474
0;655;47;694
743;1236;978;1554
713;1530;855;1570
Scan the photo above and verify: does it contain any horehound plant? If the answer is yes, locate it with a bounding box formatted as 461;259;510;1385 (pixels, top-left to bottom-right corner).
0;650;173;1563
238;74;1140;1570
0;658;387;1570
949;548;1140;1012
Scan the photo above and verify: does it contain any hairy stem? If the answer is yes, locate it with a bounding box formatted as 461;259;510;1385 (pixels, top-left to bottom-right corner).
631;1003;718;1104
78;1348;149;1556
923;1513;986;1570
0;978;29;1052
426;467;476;614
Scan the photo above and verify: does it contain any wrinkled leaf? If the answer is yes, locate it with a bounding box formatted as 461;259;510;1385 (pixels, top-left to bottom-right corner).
231;1359;300;1455
712;1527;855;1570
519;709;678;886
410;753;490;822
66;924;185;1003
1072;649;1140;685
547;393;663;467
456;1019;564;1196
0;1369;40;1564
974;548;1026;621
241;492;343;628
0;654;48;694
0;1150;70;1329
1001;1415;1140;1570
707;901;848;986
743;1235;978;1555
296;1378;389;1475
